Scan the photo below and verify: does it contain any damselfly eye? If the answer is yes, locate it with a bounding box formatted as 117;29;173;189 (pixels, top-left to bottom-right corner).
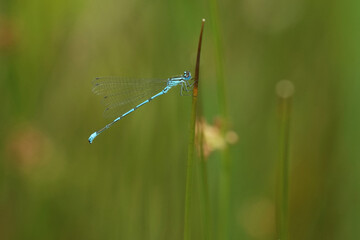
183;71;191;80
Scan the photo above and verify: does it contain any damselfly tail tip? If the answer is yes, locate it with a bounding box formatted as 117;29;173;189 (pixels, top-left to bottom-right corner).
88;132;98;144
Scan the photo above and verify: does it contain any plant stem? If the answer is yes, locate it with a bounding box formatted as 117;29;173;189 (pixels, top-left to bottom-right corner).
184;19;205;240
197;117;211;240
276;81;294;240
200;157;211;240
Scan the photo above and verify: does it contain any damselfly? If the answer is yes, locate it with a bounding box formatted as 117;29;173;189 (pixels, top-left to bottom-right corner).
88;71;193;143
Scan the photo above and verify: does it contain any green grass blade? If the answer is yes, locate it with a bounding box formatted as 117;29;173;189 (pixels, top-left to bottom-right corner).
183;19;206;240
276;80;294;240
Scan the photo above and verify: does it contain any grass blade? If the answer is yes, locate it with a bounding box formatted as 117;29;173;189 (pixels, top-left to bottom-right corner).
276;80;294;240
183;18;206;240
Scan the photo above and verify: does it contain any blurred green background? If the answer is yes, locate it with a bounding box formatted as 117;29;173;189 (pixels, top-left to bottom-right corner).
1;0;359;239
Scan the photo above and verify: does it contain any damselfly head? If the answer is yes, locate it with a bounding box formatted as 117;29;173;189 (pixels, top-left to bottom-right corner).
183;71;192;80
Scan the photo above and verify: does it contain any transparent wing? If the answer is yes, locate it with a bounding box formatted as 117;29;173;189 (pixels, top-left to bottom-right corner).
92;77;169;119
